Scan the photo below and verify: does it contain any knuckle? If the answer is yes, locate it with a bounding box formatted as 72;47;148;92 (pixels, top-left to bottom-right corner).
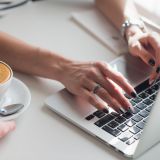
115;72;123;80
79;76;87;84
87;68;97;77
95;61;104;67
94;61;103;67
95;61;109;69
112;86;119;93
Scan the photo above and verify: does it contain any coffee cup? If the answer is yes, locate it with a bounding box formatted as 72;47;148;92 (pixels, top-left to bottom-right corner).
0;61;13;102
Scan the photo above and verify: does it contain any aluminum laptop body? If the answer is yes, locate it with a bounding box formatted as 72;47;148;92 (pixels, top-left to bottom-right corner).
45;54;160;158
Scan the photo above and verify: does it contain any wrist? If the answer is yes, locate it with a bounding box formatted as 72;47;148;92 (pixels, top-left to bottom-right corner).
121;18;147;41
34;47;73;82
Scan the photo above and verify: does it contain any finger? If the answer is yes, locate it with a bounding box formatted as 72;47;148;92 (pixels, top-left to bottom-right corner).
81;88;107;110
0;121;15;138
149;69;160;85
140;32;160;55
140;33;160;65
87;72;132;111
140;33;160;81
130;40;156;67
93;86;123;113
82;85;122;113
95;62;137;98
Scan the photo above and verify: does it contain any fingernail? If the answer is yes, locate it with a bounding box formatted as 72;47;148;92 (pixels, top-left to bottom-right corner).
148;59;155;66
131;92;137;98
119;107;126;114
156;66;160;73
128;106;135;113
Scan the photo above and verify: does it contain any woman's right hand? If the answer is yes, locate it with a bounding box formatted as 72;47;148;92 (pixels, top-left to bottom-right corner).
0;121;15;138
59;60;136;113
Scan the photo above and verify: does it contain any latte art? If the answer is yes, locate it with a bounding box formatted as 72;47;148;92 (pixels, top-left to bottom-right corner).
0;62;11;83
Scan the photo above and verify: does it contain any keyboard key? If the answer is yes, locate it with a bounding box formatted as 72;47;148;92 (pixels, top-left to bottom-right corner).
102;126;121;137
124;94;132;99
93;110;105;118
132;97;142;103
149;94;157;101
119;131;133;142
146;106;152;112
115;116;126;123
145;88;155;95
134;133;141;140
125;119;136;127
143;99;153;106
130;126;141;134
139;110;149;118
108;121;119;128
117;124;129;132
102;108;109;114
143;117;149;123
157;81;160;86
138;92;149;99
132;115;143;122
136;103;147;110
126;137;135;145
136;121;145;129
130;100;136;106
94;115;114;127
85;114;94;120
150;84;159;91
132;107;140;114
122;111;133;119
156;77;160;82
135;79;150;94
111;112;120;117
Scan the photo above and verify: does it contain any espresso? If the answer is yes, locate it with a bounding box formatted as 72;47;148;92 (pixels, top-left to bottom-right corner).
0;62;11;83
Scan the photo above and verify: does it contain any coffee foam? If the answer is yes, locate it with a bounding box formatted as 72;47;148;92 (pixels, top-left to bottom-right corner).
0;62;11;83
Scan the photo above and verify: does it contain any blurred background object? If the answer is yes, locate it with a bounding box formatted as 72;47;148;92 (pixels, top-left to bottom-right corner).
135;0;160;25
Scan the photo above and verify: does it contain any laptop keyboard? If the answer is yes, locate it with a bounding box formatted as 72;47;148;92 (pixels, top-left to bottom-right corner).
85;78;160;145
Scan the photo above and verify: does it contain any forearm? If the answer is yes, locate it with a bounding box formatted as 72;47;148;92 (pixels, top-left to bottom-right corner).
96;0;140;30
0;32;71;81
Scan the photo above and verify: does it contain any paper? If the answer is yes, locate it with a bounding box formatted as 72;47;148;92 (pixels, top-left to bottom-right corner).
71;8;128;56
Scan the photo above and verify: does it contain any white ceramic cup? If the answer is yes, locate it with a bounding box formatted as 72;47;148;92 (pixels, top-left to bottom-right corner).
0;61;13;103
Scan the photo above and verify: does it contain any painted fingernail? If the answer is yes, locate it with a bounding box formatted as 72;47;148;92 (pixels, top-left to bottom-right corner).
131;92;137;98
156;66;160;73
128;106;135;113
148;59;155;66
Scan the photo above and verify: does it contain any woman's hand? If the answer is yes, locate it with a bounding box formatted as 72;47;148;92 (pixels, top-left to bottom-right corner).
126;25;160;84
0;121;15;138
59;61;136;113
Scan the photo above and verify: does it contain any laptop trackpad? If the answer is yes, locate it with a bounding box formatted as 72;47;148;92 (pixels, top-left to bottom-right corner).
110;54;152;87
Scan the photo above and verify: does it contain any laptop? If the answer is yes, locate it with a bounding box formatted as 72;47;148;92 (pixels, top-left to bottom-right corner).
45;54;160;158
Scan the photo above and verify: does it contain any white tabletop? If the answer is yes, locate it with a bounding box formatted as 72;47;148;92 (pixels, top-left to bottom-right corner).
0;1;159;160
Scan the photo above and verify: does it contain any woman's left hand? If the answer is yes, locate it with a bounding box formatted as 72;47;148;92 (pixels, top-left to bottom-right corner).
126;25;160;84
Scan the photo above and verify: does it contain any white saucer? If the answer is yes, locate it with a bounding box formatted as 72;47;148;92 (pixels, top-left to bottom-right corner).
0;77;31;121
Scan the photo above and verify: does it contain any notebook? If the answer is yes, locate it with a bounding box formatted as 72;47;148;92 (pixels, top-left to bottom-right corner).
71;3;160;56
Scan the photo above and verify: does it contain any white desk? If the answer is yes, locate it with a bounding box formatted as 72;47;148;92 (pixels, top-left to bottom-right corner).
0;1;159;160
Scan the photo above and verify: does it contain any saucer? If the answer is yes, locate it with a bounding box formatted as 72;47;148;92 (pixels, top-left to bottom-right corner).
0;77;31;121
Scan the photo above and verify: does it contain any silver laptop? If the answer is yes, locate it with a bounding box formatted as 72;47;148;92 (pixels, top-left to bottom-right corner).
45;54;160;158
